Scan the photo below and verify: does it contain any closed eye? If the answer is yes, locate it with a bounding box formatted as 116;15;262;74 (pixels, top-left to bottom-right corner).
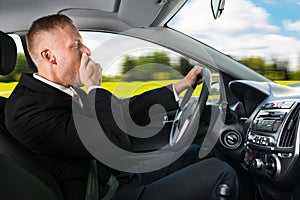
71;40;82;49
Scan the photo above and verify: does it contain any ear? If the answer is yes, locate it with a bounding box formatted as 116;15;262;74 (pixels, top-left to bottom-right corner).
41;49;57;64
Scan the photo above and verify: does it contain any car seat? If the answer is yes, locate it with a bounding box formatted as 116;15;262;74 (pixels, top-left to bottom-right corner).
0;30;64;200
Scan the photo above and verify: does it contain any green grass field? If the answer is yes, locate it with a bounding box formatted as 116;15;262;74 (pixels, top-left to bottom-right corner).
0;80;184;98
0;80;298;98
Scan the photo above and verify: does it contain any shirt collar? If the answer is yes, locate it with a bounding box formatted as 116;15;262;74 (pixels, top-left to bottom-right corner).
33;73;75;97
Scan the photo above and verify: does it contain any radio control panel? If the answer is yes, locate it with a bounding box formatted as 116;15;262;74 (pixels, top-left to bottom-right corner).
244;100;300;181
247;133;276;146
247;108;289;148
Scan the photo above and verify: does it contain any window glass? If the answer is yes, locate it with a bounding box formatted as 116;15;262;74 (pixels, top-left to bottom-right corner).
168;0;300;86
0;32;221;103
81;31;220;102
0;34;28;98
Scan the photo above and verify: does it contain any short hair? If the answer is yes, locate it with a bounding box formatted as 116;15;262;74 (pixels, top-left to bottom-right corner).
26;14;74;59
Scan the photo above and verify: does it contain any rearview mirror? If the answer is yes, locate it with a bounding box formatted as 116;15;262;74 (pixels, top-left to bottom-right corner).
211;0;225;19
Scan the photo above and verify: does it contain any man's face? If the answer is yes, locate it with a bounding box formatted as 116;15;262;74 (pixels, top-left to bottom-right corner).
50;24;91;87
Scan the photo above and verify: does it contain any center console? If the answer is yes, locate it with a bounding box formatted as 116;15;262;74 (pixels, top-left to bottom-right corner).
244;100;300;182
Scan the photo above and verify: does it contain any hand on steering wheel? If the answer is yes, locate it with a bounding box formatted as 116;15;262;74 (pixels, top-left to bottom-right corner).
169;68;211;147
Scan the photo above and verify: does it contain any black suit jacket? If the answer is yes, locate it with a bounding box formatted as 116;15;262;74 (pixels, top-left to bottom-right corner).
5;73;178;200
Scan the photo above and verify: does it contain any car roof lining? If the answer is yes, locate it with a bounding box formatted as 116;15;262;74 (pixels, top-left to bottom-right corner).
0;0;186;33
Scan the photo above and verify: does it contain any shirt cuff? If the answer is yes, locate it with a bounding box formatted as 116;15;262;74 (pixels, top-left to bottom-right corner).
172;84;179;102
87;85;103;93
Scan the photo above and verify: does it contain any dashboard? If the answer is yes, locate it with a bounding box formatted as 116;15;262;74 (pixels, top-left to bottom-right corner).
225;80;300;185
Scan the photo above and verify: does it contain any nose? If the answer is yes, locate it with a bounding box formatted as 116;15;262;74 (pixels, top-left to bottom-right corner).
81;44;92;56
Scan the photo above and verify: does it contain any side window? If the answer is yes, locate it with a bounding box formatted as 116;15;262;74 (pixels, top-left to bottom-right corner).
81;31;220;102
0;32;221;103
0;34;28;98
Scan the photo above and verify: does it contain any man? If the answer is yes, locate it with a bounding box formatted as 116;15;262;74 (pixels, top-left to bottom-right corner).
5;14;238;200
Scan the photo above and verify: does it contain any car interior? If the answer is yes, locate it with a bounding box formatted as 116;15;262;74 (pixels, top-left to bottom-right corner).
1;0;300;200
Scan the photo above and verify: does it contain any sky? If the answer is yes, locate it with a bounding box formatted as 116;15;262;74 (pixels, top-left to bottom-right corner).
169;0;300;71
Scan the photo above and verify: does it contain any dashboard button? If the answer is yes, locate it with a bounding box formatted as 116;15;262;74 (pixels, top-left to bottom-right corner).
268;137;276;146
261;141;266;145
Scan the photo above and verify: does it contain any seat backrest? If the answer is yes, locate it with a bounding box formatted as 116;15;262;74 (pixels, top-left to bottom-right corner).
0;30;17;76
0;30;17;127
0;30;63;200
0;126;63;200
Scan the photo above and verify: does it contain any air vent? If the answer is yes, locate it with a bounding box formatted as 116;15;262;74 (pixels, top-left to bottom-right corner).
220;130;242;150
279;104;300;147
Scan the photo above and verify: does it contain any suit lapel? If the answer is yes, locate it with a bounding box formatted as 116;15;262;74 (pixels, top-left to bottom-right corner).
18;73;87;115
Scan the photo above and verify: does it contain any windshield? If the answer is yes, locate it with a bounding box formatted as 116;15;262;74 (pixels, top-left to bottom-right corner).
168;0;300;86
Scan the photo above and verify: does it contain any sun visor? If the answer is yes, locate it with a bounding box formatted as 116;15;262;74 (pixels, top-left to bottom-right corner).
118;0;168;27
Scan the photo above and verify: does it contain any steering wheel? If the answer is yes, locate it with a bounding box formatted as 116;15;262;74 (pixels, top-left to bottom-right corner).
169;68;211;147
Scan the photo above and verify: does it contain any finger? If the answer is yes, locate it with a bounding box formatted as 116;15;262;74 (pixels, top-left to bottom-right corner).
80;53;89;68
80;60;94;83
194;66;203;84
96;63;102;74
194;65;202;74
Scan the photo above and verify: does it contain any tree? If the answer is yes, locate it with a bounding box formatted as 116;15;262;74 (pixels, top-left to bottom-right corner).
121;52;178;81
122;56;136;74
178;57;193;75
238;56;289;80
239;57;266;74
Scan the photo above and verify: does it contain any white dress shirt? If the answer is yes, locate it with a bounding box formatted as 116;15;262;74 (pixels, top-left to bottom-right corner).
33;73;83;107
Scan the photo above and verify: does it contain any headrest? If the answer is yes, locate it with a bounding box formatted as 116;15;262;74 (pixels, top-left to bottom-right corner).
0;31;17;75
